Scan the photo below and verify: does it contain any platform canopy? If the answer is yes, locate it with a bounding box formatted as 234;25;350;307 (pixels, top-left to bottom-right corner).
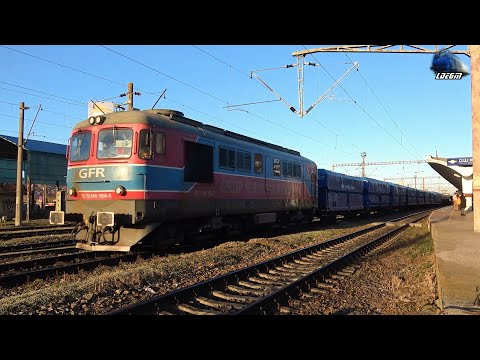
426;155;472;192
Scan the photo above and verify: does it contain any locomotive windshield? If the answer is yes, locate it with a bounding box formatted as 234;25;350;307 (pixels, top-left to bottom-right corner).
70;131;92;162
97;128;133;159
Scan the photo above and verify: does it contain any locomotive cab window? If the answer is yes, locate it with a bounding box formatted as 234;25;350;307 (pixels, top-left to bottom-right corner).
138;130;152;159
97;128;133;159
138;131;165;160
70;131;92;162
254;153;263;174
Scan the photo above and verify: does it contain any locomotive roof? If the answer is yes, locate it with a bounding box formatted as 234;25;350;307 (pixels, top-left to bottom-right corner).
73;109;303;157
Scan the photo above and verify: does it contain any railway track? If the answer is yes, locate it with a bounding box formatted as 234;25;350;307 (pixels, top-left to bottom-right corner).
109;211;430;315
0;250;147;287
0;239;76;255
0;223;75;233
0;227;76;241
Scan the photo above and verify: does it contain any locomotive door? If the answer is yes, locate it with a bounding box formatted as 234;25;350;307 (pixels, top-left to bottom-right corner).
305;164;316;202
182;137;214;188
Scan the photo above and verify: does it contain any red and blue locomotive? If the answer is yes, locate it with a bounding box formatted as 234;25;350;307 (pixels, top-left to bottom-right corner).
61;109;317;251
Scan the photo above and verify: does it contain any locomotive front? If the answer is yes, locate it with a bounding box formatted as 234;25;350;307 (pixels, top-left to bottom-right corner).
58;111;164;251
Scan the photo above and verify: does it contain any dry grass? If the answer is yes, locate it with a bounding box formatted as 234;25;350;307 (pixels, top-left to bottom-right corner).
296;222;439;315
0;225;362;315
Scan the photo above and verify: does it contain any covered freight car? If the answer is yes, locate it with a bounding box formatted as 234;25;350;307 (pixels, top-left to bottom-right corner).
317;169;364;223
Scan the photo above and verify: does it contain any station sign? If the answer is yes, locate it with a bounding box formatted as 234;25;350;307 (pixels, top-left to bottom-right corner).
446;157;473;167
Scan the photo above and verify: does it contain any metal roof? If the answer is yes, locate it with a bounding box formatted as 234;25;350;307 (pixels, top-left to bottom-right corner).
0;135;66;155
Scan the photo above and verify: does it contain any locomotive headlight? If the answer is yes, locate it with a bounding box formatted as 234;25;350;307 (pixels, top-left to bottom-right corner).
94;115;104;124
88;116;95;125
68;187;77;196
115;185;126;196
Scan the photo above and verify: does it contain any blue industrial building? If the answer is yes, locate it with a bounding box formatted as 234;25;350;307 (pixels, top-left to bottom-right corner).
0;135;67;186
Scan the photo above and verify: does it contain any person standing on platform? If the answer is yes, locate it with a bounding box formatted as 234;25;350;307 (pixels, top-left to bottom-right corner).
460;193;467;216
452;192;458;211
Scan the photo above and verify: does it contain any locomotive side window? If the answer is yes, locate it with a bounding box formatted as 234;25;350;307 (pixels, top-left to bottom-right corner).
282;160;294;177
273;158;281;176
254;153;263;174
138;130;152;159
184;141;213;183
282;160;288;177
293;163;301;178
237;150;251;172
219;146;236;170
155;133;165;155
97;128;133;159
70;131;92;162
287;162;293;177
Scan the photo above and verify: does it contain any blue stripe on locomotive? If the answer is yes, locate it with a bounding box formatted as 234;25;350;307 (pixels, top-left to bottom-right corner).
67;165;188;192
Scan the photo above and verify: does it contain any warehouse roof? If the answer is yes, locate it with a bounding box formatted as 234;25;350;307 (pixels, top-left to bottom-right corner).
0;135;66;155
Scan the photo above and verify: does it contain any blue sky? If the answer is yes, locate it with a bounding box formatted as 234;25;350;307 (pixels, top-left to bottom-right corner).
0;45;470;193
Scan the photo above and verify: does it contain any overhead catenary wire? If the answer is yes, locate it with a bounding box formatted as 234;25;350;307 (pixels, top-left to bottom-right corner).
0;128;67;142
0;113;72;129
0;86;85;107
165;95;329;162
2;45;351;159
341;51;422;158
0;81;86;107
0;46;163;99
99;45;355;156
191;45;251;79
301;45;419;160
190;45;359;155
193;45;362;153
1;45;355;157
100;45;226;103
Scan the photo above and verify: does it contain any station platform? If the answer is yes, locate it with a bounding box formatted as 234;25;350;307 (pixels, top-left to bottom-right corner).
428;207;480;314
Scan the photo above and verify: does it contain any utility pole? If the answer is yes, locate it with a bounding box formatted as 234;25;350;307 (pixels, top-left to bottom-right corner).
414;175;417;189
124;82;141;111
15;102;28;226
127;82;133;111
472;45;480;231
361;152;367;177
